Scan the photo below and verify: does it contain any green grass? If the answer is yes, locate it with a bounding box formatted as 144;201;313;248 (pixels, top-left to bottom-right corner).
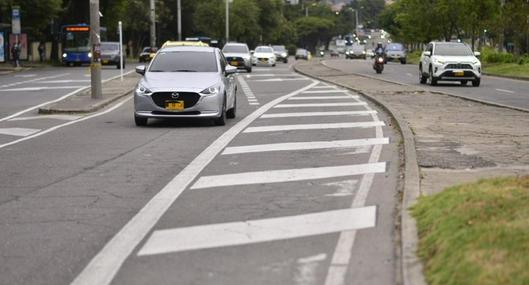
406;51;422;65
483;63;529;79
411;176;529;285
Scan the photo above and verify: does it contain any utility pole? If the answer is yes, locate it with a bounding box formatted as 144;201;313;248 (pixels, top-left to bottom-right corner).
150;0;156;47
225;0;229;43
177;0;182;41
89;0;102;99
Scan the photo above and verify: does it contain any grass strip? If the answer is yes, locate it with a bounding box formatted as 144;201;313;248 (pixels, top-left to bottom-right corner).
412;176;529;285
483;63;529;79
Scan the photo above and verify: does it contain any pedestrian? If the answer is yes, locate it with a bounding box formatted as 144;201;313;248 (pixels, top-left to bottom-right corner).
11;41;21;67
38;42;45;62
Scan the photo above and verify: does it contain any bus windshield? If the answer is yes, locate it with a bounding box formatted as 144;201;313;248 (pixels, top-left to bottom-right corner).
63;28;90;52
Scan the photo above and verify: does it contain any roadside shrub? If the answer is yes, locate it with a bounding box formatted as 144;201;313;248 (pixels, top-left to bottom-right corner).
481;47;515;64
517;54;529;65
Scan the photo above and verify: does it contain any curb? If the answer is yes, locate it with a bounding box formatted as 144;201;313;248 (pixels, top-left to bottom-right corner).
293;62;427;285
38;88;134;114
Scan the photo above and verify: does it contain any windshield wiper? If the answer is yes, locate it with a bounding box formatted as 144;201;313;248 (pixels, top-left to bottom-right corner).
172;69;197;72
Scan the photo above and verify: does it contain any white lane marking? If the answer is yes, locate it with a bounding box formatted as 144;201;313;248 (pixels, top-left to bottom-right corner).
249;103;260;106
238;75;260;105
70;80;319;285
222;138;389;155
324;180;358;197
261;111;376;118
244;121;384;133
295;254;327;285
406;73;413;77
191;162;386;189
254;78;309;82
496;88;515;94
0;128;41;137
38;80;91;84
288;96;359;100
301;90;349;94
0;70;135;122
0;73;69;89
8;114;82;121
0;86;85;92
0;97;131;150
312;85;334;89
14;74;37;78
275;102;367;108
246;74;276;77
137;207;376;256
324;105;385;285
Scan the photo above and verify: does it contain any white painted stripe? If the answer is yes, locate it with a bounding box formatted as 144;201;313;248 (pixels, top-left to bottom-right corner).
275;102;367;108
8;114;82;121
222;138;389;155
261;111;376;118
137;207;376;256
249;103;260;105
191;162;386;189
296;253;327;285
70;79;319;285
244;121;384;133
406;73;413;77
14;74;36;78
246;73;276;77
288;96;359;100
312;85;334;89
0;86;85;92
254;78;309;82
0;70;135;122
0;73;69;89
496;88;514;94
39;80;91;84
0;128;40;137
302;90;349;94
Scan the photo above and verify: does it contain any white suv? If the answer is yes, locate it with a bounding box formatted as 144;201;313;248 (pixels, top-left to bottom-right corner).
419;42;482;87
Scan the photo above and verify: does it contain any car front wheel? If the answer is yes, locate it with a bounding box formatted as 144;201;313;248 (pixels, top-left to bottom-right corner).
428;67;438;86
472;78;481;87
419;66;427;84
214;100;227;126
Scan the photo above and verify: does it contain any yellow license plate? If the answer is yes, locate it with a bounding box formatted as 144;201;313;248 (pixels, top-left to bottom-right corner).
165;101;184;111
260;59;267;62
231;61;238;66
454;71;464;76
102;60;109;64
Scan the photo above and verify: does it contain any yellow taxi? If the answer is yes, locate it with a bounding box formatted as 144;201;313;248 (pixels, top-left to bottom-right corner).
161;41;209;48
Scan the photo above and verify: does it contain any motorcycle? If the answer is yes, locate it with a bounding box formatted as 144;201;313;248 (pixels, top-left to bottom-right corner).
319;50;325;57
373;55;385;74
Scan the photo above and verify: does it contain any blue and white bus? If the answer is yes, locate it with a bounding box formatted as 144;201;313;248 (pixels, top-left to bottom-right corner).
61;24;91;66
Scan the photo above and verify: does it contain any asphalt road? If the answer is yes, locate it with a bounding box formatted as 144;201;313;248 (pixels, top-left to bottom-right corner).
323;58;529;111
0;62;400;285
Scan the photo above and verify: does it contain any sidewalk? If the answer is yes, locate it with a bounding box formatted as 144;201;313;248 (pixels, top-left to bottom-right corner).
39;72;139;114
294;60;529;285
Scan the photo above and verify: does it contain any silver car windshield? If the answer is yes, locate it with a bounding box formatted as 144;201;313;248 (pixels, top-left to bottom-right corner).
149;51;218;72
272;46;286;52
101;43;119;51
223;45;248;53
386;43;403;51
434;44;473;56
255;47;273;53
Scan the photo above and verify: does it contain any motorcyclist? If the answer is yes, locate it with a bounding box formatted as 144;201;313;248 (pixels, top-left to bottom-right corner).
373;42;385;73
374;42;384;56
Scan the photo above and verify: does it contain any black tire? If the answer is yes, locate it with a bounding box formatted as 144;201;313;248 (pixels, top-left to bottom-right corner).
134;115;148;126
461;80;468;86
214;100;226;126
284;59;288;63
376;69;382;74
472;78;481;87
116;63;120;69
428;67;437;86
419;66;428;84
246;67;252;73
272;63;276;67
227;96;236;119
401;59;407;64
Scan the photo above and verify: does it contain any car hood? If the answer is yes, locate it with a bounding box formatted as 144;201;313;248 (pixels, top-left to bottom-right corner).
143;72;220;92
253;52;275;58
434;55;479;63
223;52;250;58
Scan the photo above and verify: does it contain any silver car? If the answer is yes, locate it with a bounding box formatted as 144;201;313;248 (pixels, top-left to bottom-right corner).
222;42;252;73
134;46;238;126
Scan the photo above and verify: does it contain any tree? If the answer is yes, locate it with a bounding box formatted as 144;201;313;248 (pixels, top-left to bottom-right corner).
294;16;334;51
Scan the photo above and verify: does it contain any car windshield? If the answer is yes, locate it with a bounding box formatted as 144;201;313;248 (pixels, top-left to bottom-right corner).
101;43;119;51
255;47;273;53
434;44;473;56
387;43;404;51
223;45;248;53
272;46;286;52
296;49;307;55
149;51;218;72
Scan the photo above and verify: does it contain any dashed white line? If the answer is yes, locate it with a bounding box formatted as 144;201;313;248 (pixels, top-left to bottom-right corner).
0;86;86;92
288;96;359;100
8;114;82;121
301;90;349;94
0;128;41;137
260;111;376;118
244;121;384;133
238;75;260;106
137;207;376;256
274;102;367;108
495;88;514;94
0;73;69;89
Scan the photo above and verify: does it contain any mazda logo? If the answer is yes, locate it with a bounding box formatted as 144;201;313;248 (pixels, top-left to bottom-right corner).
171;92;180;99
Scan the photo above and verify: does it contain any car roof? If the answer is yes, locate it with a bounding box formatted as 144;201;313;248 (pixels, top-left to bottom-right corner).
224;42;248;46
162;41;209;48
159;46;217;53
255;46;272;49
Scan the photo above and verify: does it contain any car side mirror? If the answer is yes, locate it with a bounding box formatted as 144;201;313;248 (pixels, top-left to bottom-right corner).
423;51;431;57
135;65;146;75
225;65;238;75
474;51;481;57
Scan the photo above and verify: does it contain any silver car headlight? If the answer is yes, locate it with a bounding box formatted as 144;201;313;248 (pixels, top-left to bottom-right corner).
433;58;445;65
136;83;152;96
200;85;220;96
281;52;287;57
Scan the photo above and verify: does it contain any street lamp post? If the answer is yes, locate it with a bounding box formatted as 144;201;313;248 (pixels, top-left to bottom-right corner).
150;0;156;47
177;0;182;41
225;0;229;43
89;0;102;99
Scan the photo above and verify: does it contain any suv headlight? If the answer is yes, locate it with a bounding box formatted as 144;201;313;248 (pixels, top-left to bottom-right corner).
200;85;220;96
136;83;152;96
433;58;445;65
281;52;287;57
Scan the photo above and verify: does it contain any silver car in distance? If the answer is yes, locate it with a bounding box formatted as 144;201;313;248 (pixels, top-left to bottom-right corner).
134;46;238;126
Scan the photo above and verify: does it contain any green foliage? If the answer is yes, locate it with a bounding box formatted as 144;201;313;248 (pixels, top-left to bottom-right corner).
294;16;334;51
481;47;515;64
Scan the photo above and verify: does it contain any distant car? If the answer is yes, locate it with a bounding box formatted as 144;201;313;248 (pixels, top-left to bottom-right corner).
366;49;375;58
139;47;157;62
345;44;366;59
272;45;288;63
419;41;482;87
100;42;125;69
134;46;238;126
252;46;276;66
330;49;339;57
385;43;407;64
295;48;309;60
222;42;252;72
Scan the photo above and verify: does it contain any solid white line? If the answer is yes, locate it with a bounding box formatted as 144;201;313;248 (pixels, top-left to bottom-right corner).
274;102;367;108
0;70;135;122
296;253;327;285
191;162;386;189
0;128;41;137
9;114;82;122
406;73;413;77
1;86;86;92
260;111;376;118
0;97;131;150
244;121;384;133
312;85;333;89
222;138;389;155
14;74;37;78
137;207;376;256
302;90;349;94
324;105;385;285
288;96;359;100
249;103;260;105
495;88;514;94
38;80;91;84
70;79;319;285
0;73;69;89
